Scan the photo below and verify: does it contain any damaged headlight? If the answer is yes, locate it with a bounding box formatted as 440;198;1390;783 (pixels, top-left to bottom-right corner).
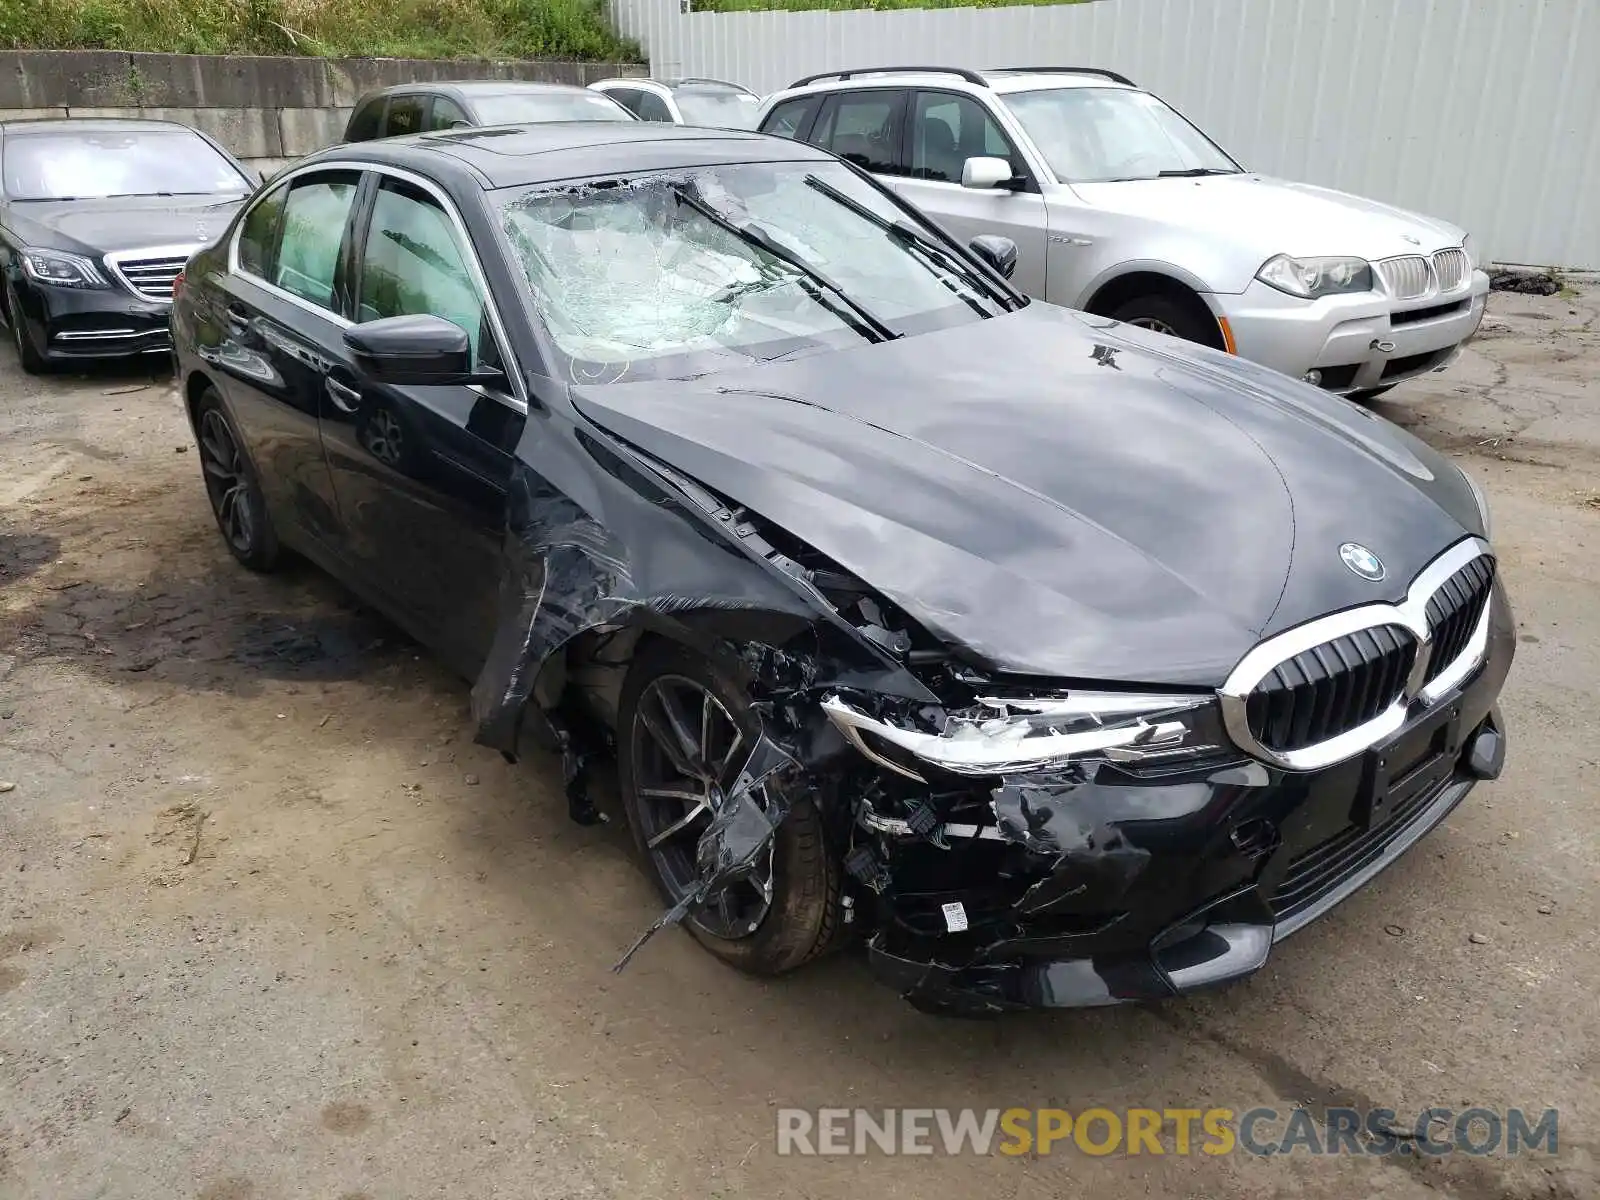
821;690;1226;781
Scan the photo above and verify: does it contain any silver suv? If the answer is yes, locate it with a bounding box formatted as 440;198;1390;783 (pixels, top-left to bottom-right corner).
756;66;1490;398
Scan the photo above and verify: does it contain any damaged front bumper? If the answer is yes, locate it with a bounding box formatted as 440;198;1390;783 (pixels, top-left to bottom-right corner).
842;610;1513;1016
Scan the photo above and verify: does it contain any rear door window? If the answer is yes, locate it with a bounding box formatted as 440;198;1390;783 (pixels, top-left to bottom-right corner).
636;90;674;123
603;86;644;117
383;95;427;138
812;90;906;176
271;172;361;311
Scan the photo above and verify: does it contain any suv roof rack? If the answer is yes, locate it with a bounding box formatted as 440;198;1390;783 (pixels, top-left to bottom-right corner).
989;66;1137;86
674;76;756;92
788;66;989;89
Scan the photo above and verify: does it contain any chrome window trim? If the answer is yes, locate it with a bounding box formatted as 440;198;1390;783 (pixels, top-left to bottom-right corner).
228;159;528;414
1219;536;1493;771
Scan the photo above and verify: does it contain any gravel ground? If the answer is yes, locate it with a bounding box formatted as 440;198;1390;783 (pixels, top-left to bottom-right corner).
2;286;1598;1200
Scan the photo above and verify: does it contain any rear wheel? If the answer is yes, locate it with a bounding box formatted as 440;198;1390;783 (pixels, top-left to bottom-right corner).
194;388;281;572
5;282;47;374
617;640;841;975
1109;293;1223;349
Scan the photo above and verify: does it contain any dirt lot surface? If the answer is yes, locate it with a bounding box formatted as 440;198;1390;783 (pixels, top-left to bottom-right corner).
3;287;1598;1200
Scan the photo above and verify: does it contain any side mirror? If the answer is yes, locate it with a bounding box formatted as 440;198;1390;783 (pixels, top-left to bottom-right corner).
961;156;1015;190
344;314;474;385
969;234;1018;279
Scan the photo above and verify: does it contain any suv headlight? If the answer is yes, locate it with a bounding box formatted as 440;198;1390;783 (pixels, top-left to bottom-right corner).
1256;254;1373;299
20;248;110;290
822;690;1226;781
1462;234;1479;271
1461;464;1492;538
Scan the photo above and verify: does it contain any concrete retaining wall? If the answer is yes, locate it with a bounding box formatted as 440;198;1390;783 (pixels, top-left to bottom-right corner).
0;51;647;177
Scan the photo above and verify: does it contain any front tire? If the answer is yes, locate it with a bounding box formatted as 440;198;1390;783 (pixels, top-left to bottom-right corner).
1109;293;1224;349
6;282;48;375
193;387;281;572
617;639;841;976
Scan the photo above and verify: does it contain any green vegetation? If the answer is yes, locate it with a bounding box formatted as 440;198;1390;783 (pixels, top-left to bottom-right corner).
695;0;1090;12
0;0;640;61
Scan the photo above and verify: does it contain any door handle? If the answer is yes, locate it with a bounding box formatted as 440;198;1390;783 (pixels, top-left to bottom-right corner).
224;303;250;332
325;376;363;414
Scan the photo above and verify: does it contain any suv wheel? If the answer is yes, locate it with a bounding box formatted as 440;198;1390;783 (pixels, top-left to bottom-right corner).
1110;294;1223;349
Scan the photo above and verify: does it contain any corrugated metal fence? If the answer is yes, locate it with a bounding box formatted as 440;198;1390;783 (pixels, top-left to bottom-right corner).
610;0;1598;267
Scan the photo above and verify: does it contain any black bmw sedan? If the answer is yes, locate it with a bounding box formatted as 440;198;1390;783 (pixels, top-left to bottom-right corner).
170;122;1513;1014
1;117;255;372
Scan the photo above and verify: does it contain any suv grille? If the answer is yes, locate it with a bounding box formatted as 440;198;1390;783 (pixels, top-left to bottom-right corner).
112;254;188;300
1424;555;1495;682
1244;625;1417;753
1377;255;1431;299
1432;248;1469;292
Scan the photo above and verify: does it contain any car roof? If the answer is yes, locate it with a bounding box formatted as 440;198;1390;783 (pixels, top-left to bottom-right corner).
358;79;597;103
308;121;833;189
0;116;203;136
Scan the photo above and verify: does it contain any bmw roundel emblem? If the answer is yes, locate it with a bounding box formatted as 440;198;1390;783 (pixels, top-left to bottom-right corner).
1340;542;1386;582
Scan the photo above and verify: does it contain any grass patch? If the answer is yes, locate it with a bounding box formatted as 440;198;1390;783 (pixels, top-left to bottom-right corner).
695;0;1091;11
0;0;640;60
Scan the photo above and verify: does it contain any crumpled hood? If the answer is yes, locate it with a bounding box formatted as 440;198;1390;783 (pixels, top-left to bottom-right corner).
3;195;245;256
1072;173;1468;261
569;305;1481;686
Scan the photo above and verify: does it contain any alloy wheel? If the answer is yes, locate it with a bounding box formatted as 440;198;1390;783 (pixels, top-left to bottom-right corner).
1127;315;1178;336
630;673;775;940
198;408;256;554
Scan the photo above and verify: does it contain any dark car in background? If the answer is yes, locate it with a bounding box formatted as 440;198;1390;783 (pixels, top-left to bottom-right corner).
0;117;255;372
170;123;1511;1014
343;81;636;143
589;76;763;128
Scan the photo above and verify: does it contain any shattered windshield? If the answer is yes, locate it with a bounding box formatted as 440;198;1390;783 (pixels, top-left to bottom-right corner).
1004;87;1240;183
497;160;1004;383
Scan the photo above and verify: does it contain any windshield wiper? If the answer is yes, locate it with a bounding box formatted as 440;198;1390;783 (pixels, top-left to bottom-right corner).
671;184;900;344
1154;168;1241;178
803;173;1020;314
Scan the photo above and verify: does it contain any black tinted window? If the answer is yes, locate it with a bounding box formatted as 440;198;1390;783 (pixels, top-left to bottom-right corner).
427;96;472;131
636;91;674;122
815;91;904;175
911;91;1023;182
238;184;288;277
761;97;816;140
605;87;644;116
383;95;427;138
346;99;385;142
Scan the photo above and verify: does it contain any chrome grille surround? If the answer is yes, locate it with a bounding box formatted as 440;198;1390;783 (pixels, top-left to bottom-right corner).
1376;254;1432;300
1432;247;1470;292
1219;537;1494;771
105;244;202;301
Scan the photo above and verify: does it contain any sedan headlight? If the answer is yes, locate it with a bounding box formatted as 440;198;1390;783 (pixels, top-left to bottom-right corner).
1461;464;1492;538
20;248;110;290
822;690;1226;781
1256;254;1373;299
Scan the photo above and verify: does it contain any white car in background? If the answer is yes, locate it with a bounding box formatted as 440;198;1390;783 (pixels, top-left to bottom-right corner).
756;66;1490;398
589;76;764;129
